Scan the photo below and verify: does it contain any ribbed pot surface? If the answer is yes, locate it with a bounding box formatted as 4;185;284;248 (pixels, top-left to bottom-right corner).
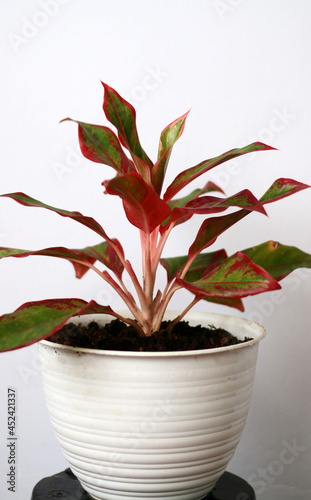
38;311;265;500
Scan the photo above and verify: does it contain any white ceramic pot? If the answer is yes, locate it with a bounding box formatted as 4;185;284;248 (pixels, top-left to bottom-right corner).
38;311;265;500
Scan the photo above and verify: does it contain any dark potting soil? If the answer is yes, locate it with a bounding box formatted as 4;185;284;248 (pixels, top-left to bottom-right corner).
48;319;252;352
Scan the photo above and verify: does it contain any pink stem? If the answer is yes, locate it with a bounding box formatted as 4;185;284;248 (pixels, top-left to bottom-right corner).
152;222;175;275
102;271;144;323
166;296;201;333
152;280;183;332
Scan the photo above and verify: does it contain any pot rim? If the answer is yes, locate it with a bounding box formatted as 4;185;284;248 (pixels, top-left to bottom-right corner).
39;310;266;358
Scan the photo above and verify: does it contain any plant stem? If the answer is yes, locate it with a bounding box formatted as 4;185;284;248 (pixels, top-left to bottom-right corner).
115;314;145;337
124;260;146;308
102;271;144;324
144;231;153;299
152;222;175;274
103;236;145;307
152;280;182;332
179;254;196;280
166;296;201;333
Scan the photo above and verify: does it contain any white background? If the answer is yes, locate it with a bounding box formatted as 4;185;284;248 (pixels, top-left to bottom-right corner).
1;1;311;499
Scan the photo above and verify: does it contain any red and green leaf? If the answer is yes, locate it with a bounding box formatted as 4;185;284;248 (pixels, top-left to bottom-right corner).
201;296;245;312
61;119;134;175
161;250;245;311
102;82;153;180
152;111;189;193
183;189;266;214
188;209;248;261
160;189;200;233
0;193;117;245
260;178;309;204
161;249;228;281
178;252;281;298
198;181;225;195
160;183;226;233
0;299;117;352
171;189;266;227
187;177;310;262
104;172;171;233
0;240;124;279
240;241;311;281
163;142;276;202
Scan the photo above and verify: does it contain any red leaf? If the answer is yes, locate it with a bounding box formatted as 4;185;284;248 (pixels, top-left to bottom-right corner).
104;172;171;233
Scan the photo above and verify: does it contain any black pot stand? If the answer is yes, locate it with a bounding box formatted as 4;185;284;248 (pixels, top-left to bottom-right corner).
30;468;256;499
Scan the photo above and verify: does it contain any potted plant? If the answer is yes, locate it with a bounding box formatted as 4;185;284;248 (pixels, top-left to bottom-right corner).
0;83;310;500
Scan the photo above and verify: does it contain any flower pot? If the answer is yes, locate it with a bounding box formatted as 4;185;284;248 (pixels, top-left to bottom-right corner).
38;311;265;500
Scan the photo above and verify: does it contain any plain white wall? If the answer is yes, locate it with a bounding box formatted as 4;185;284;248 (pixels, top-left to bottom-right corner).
0;1;310;499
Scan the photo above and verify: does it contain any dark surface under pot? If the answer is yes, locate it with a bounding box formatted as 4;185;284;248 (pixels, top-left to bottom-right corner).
30;468;256;499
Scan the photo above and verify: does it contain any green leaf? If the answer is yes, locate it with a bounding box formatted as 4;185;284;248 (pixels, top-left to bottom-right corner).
0;240;124;279
178;252;281;298
163;142;275;202
104;172;171;233
152;111;189;193
61;119;134;175
241;241;311;281
260;178;309;204
0;299;116;352
102;82;153;180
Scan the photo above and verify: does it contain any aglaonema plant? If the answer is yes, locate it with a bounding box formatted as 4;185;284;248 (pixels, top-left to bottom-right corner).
0;82;310;351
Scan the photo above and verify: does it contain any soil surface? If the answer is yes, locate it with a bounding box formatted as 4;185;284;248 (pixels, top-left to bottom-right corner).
48;319;252;352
